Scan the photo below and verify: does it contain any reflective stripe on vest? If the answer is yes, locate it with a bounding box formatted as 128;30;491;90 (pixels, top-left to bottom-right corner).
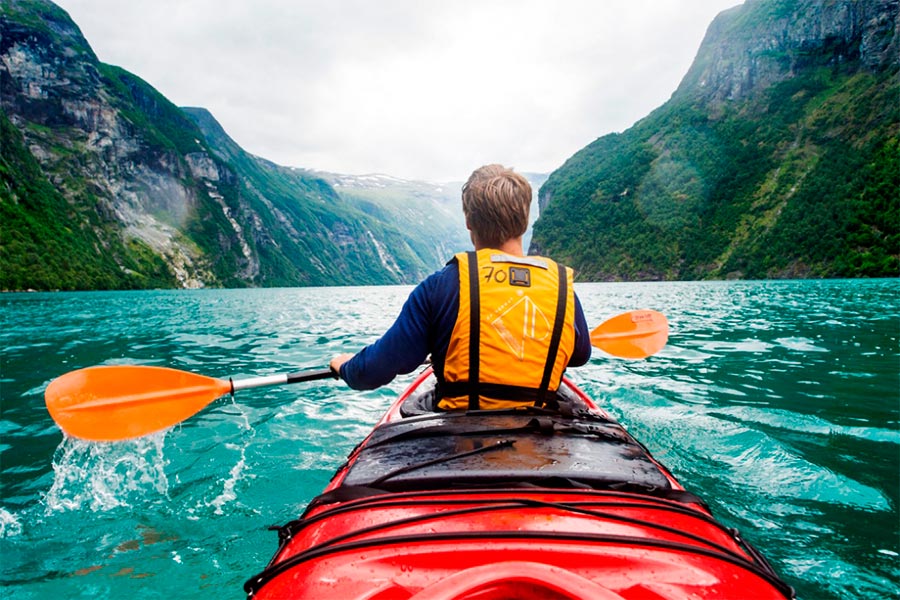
438;249;576;410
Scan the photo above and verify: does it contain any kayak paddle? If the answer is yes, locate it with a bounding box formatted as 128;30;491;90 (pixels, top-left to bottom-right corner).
44;310;667;442
45;365;336;442
589;309;668;359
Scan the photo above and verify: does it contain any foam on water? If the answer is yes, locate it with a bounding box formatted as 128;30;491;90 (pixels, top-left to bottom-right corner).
207;443;249;516
0;507;23;538
206;401;254;516
43;434;170;513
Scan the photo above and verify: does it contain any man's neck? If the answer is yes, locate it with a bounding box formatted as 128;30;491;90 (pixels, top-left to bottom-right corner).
473;237;525;256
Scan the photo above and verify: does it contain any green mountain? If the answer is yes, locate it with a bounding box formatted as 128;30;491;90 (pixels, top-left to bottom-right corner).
0;0;466;290
531;0;899;280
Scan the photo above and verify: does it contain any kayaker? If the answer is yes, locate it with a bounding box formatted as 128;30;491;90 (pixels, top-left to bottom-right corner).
329;164;591;410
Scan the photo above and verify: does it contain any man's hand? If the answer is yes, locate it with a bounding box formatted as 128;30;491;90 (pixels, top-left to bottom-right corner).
329;353;354;378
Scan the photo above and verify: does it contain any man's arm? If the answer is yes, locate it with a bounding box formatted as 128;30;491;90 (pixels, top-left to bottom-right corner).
569;293;592;367
333;265;458;390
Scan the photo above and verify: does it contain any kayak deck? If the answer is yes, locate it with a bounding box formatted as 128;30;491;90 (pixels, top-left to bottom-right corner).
245;371;794;599
338;411;677;492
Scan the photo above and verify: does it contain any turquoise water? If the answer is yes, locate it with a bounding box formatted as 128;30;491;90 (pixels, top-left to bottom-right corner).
1;280;897;599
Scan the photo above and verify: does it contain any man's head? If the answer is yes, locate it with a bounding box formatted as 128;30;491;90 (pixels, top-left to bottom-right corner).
461;164;531;249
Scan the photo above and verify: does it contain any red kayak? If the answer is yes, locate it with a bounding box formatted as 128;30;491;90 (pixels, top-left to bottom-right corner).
245;369;794;599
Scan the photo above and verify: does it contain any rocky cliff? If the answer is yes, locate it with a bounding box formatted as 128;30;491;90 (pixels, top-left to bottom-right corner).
1;0;466;290
2;0;218;288
533;0;899;280
678;0;898;103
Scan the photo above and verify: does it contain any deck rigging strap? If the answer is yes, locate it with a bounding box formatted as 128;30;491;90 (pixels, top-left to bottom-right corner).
245;526;795;599
369;439;515;487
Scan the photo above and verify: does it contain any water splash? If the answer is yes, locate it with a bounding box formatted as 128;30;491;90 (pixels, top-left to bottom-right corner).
205;398;254;516
0;507;23;538
207;443;249;516
43;434;170;513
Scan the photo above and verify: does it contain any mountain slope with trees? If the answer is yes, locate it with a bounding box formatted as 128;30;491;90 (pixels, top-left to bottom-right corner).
0;0;464;290
532;0;899;280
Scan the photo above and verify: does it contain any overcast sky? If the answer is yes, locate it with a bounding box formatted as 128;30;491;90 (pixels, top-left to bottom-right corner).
53;0;741;182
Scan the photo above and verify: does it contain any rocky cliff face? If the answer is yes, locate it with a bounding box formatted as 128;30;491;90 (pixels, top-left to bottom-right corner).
1;0;466;291
533;0;898;281
3;2;214;286
677;0;899;104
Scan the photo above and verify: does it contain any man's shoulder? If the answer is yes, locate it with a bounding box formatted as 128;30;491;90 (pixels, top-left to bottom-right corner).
403;261;460;322
419;261;459;294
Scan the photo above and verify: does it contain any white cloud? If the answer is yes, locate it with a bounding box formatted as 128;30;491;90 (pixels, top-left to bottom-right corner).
54;0;741;181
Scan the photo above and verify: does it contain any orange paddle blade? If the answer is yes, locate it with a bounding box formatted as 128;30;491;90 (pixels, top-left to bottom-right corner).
590;309;669;359
45;365;232;442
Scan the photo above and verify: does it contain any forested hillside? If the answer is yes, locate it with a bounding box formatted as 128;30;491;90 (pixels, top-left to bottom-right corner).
0;0;465;291
532;0;899;280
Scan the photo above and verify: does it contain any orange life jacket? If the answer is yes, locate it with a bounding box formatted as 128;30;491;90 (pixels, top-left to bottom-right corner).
438;249;576;410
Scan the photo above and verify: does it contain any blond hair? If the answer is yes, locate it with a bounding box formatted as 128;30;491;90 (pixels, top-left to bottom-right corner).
461;164;531;248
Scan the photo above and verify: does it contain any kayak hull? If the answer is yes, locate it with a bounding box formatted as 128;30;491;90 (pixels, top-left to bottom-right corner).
246;370;793;599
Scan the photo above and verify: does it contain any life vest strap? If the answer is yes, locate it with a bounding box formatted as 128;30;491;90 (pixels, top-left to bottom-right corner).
538;262;568;403
466;251;481;410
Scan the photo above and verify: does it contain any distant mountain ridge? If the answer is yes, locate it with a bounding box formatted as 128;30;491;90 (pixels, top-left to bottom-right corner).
181;106;471;286
308;170;471;270
532;0;898;280
0;0;468;290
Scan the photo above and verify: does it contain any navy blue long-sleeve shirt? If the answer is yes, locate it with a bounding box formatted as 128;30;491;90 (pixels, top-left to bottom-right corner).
339;260;592;390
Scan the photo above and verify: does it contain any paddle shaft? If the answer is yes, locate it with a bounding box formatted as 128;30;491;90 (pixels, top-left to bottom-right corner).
230;369;337;393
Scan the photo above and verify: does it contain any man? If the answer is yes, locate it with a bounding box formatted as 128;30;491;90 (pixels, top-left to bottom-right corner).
330;164;591;410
